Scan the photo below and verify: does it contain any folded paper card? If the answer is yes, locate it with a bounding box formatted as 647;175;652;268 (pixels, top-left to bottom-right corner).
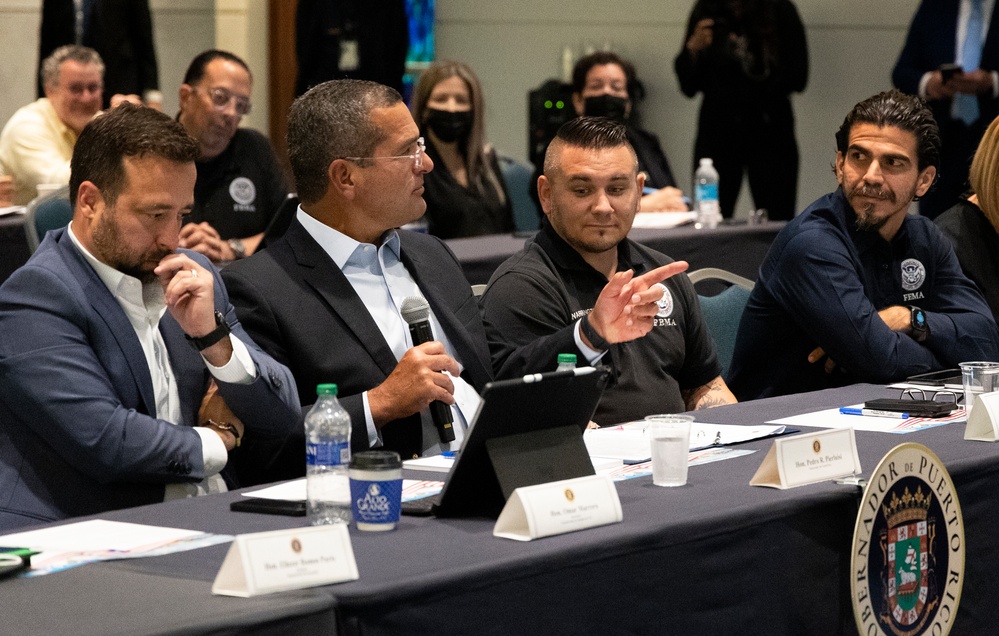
212;525;358;597
493;474;622;541
750;428;860;489
965;392;999;442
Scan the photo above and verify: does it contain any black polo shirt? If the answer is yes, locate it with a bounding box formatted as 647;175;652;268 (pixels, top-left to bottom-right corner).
481;220;720;425
187;128;288;240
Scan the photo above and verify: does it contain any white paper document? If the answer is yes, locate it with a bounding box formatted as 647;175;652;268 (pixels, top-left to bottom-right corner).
583;421;785;463
630;211;697;228
768;405;966;433
0;519;229;576
244;478;440;503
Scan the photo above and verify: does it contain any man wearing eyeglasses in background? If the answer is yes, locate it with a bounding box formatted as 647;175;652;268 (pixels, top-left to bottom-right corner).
177;50;288;263
0;46;107;206
221;79;493;484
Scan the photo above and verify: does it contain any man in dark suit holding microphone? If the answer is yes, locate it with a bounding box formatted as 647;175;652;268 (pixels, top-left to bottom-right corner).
222;80;494;481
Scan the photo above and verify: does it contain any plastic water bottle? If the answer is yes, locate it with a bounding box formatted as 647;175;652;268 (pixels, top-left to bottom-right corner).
305;383;352;525
556;353;577;371
694;158;722;229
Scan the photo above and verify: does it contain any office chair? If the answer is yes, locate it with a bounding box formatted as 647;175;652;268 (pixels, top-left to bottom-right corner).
24;185;72;253
688;268;754;377
498;155;541;233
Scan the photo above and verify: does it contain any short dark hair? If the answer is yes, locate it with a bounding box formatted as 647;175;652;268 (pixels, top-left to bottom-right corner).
543;116;637;177
571;51;638;99
287;79;402;204
835;89;941;171
182;49;252;86
70;103;199;205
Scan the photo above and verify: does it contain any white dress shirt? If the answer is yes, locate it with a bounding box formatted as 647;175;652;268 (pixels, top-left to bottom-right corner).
297;208;474;456
68;223;257;499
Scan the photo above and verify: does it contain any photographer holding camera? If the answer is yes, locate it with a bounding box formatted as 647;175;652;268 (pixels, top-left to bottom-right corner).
674;0;808;221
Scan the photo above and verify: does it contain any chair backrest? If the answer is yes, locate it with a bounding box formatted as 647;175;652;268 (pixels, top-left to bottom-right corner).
498;155;541;233
688;268;755;377
24;185;72;253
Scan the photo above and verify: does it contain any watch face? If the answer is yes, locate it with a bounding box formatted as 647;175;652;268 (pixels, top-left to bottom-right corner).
913;308;926;330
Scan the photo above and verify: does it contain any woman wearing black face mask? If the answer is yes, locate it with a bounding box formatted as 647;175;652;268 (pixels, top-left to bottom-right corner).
410;60;513;239
567;51;688;213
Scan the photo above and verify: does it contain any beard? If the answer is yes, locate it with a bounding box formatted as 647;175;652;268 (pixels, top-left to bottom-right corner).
91;208;169;282
848;182;906;233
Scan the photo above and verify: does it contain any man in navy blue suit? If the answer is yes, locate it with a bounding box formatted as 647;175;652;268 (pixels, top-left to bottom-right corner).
894;0;999;218
0;104;300;530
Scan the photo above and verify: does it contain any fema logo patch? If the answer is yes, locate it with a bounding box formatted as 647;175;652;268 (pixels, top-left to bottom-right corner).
654;283;673;318
851;443;964;636
228;177;256;207
900;259;925;292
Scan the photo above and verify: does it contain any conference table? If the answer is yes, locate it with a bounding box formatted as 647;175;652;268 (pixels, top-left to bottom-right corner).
449;220;784;285
4;382;998;635
0;217;783;288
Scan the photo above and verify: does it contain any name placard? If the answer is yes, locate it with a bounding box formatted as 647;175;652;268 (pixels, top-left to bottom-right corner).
965;392;999;442
750;428;860;489
212;525;359;597
493;474;622;542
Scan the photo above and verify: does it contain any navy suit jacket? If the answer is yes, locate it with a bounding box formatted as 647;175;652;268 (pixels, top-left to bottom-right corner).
0;229;300;530
893;0;999;127
222;219;493;473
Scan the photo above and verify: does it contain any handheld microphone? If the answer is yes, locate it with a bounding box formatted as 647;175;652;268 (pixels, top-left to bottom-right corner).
400;296;456;443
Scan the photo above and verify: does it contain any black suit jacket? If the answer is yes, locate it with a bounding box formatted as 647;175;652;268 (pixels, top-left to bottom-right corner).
38;0;159;105
893;0;999;128
222;219;493;476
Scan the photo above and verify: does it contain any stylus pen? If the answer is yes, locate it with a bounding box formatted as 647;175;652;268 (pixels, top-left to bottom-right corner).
839;407;909;419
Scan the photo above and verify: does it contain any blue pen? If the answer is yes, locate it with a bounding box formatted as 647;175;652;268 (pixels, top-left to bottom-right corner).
441;451;458;458
839;407;909;419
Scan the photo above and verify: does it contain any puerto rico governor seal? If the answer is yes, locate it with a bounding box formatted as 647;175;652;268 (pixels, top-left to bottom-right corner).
851;443;964;636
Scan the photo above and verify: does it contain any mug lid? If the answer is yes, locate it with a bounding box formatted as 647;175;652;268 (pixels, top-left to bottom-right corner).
350;450;402;469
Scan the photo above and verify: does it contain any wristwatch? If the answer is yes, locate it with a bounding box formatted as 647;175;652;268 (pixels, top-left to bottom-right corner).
227;238;246;259
909;306;929;342
206;419;241;447
185;310;231;351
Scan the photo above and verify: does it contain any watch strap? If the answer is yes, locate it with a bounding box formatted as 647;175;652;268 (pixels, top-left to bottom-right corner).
185;310;231;351
580;313;610;351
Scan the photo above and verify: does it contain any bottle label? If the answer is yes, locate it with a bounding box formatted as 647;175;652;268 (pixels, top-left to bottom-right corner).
307;441;350;467
695;183;718;202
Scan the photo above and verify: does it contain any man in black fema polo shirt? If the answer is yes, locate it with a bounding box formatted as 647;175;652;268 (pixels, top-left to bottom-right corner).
177;50;287;263
481;117;736;426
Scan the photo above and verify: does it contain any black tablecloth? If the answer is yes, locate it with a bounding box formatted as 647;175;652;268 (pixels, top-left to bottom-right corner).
3;383;997;635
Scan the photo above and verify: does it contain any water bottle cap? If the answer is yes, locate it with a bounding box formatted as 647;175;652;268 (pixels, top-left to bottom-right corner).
699;158;713;166
350;450;402;470
316;383;338;396
557;353;577;365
